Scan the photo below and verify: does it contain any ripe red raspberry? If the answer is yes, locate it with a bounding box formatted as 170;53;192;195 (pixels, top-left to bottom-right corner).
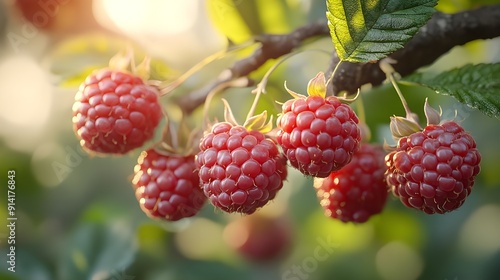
132;149;206;221
276;95;361;177
315;144;388;223
72;69;162;154
385;121;481;214
196;122;288;214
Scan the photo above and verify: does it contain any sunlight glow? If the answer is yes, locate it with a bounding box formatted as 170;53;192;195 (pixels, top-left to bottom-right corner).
0;55;52;128
0;55;53;152
458;204;500;257
92;0;226;70
99;0;198;36
175;218;227;261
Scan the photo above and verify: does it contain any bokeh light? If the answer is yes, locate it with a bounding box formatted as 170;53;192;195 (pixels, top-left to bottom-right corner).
0;55;53;152
376;241;424;280
92;0;226;69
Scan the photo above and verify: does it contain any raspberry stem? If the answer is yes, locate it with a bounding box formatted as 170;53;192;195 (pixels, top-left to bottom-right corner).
160;107;174;149
246;85;264;122
325;60;343;94
354;92;372;142
159;40;256;96
249;49;330;119
202;78;249;131
380;58;418;123
355;91;366;124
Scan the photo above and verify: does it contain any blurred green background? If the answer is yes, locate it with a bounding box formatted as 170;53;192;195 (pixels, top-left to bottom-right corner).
0;0;499;279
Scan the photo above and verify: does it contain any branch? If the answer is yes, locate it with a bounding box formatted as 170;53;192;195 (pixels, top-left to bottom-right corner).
177;5;500;114
176;21;329;114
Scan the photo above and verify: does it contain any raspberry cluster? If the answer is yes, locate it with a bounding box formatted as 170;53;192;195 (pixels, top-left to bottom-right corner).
72;69;162;154
316;143;388;223
385;121;481;214
72;66;482;225
196;122;288;214
277;95;361;178
132;149;206;221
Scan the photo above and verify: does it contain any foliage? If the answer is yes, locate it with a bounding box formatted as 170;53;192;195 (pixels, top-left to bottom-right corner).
404;63;500;118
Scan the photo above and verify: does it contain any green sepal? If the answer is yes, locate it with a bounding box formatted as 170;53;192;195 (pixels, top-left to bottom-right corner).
134;56;151;81
307;72;327;98
221;98;239;126
108;49;151;81
243;111;274;133
424;98;441;126
108;49;132;72
389;116;422;141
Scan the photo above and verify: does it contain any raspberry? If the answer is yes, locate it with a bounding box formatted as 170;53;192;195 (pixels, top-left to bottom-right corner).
132;149;206;221
276;95;361;177
385;121;481;214
72;69;162;154
315;144;388;223
223;214;292;262
196;122;288;214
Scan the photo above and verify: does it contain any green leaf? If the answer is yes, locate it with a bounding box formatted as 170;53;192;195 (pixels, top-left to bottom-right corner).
49;34;174;88
48;34;127;86
57;221;137;280
207;0;296;44
326;0;437;62
403;63;500;118
0;248;51;280
207;0;255;43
